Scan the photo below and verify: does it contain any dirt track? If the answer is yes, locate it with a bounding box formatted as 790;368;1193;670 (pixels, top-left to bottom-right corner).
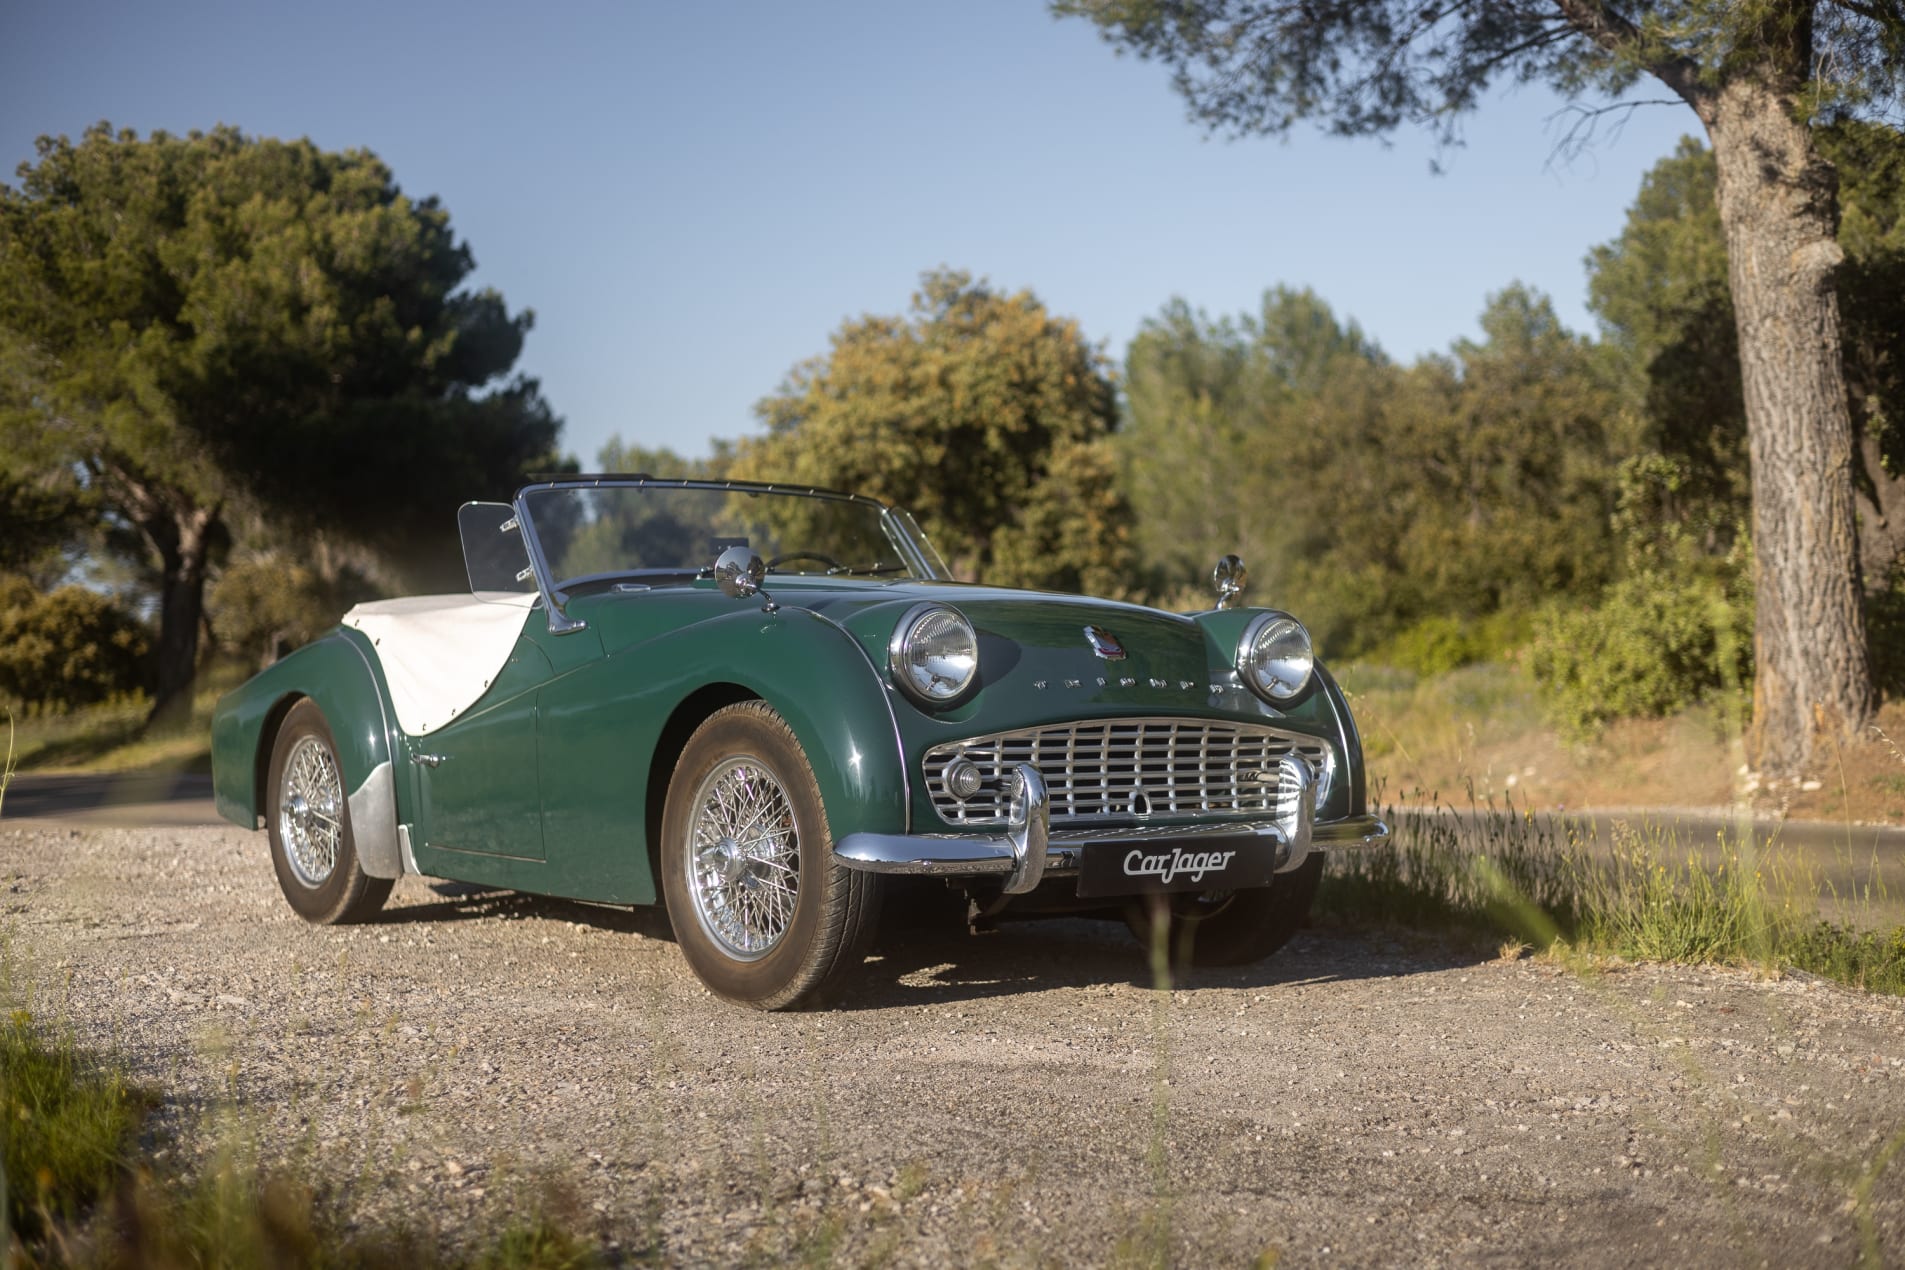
4;820;1903;1266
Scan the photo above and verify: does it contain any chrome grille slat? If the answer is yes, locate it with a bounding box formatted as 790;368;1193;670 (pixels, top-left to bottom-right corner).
922;717;1335;827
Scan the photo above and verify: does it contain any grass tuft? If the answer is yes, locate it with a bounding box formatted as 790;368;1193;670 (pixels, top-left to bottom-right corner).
1;1008;154;1244
1322;787;1905;995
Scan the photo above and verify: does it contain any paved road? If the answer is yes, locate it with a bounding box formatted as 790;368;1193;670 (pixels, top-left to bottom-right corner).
1;771;220;827
1398;806;1905;927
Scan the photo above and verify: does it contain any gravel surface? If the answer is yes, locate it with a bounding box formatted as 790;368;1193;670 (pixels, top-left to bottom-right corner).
5;821;1903;1266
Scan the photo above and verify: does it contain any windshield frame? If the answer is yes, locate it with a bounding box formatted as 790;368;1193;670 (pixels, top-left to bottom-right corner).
511;475;950;633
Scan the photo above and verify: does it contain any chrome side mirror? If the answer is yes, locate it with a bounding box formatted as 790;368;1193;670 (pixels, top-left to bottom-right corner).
714;546;778;613
1213;554;1248;610
714;546;764;598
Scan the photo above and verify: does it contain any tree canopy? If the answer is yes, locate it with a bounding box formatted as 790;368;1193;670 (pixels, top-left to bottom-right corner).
0;124;560;712
735;269;1137;596
1121;285;1624;658
1058;0;1905;775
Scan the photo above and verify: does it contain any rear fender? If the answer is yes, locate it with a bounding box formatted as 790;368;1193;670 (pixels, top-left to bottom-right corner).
209;629;405;878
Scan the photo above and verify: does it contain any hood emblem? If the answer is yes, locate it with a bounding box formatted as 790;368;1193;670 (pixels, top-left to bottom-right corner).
1083;625;1127;661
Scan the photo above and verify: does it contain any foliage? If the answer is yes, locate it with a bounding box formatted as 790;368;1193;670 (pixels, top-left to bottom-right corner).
1871;564;1905;700
1054;2;1904;144
1;1008;152;1242
0;577;153;711
738;269;1137;595
1528;562;1751;741
209;551;381;668
1324;790;1905;996
1362;611;1530;678
0;123;561;709
1120;285;1622;656
1586;124;1905;575
1058;0;1905;772
0;464;92;588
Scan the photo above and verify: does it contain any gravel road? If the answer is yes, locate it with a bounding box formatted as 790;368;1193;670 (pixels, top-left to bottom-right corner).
4;820;1903;1267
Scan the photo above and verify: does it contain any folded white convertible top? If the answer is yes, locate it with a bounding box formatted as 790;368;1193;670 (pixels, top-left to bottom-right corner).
342;592;537;736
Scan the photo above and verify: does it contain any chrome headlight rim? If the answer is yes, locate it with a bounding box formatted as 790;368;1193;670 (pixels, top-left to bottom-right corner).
887;601;980;709
1236;611;1315;704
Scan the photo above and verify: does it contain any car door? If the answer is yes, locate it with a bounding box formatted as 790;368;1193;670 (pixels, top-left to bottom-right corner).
410;635;554;863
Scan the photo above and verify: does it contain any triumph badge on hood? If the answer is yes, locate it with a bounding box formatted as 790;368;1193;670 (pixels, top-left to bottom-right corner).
1083;625;1127;660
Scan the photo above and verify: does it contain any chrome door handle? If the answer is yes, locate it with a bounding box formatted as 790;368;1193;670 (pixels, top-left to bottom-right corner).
410;753;447;768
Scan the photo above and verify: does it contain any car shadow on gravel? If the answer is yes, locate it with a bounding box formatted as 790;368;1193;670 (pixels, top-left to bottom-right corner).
375;880;677;941
371;882;1485;1007
835;918;1485;1010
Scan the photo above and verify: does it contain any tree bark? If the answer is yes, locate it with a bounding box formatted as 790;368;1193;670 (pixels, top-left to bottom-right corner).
147;504;216;724
1705;79;1875;777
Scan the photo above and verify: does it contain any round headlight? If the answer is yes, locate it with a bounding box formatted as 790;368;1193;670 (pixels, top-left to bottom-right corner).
889;604;978;706
1237;613;1314;703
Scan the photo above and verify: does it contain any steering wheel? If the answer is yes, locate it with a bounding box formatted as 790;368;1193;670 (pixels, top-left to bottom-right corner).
764;551;844;573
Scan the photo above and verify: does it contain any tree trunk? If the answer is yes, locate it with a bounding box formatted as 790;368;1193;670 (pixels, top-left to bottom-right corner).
147;505;217;725
1706;79;1875;778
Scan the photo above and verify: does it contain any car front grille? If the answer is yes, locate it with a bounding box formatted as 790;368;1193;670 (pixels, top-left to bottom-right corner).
921;717;1334;826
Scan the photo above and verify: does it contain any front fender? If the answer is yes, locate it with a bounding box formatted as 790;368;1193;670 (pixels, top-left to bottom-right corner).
209;628;406;878
539;604;907;838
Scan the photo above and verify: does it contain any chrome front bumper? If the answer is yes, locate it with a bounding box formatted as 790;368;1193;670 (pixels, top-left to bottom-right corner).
833;761;1389;896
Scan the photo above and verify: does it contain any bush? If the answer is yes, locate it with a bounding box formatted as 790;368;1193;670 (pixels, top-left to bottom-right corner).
210;555;379;667
1362;610;1532;676
0;580;153;710
1869;565;1905;701
1528;566;1751;740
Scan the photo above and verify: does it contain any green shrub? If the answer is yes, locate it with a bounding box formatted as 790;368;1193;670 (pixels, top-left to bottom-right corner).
210;555;380;668
1363;610;1532;676
0;580;153;711
1528;566;1751;740
1869;565;1905;701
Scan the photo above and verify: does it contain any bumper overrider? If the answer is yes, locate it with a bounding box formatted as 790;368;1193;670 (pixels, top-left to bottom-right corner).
834;757;1389;897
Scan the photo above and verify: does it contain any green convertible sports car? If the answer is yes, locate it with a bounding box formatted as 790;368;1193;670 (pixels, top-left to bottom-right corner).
211;476;1387;1008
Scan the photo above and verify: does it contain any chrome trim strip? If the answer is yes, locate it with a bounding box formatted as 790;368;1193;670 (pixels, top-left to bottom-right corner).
346;761;401;879
835;812;1383;879
1312;815;1389;849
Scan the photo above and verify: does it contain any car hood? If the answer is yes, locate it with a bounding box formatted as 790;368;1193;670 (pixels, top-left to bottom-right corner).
804;582;1232;724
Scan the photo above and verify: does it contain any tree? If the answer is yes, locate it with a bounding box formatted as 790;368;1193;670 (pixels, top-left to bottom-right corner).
1058;0;1905;776
0;124;560;716
1121;285;1621;656
736;269;1137;596
1587;125;1905;614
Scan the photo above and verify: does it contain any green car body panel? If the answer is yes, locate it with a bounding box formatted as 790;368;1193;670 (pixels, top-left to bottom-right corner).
214;485;1377;928
210;628;400;833
214;574;1370;904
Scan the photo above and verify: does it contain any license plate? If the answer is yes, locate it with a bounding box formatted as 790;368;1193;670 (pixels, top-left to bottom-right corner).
1076;837;1280;898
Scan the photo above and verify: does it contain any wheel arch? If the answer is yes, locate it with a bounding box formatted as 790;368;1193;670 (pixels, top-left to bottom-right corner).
644;682;761;897
210;629;405;878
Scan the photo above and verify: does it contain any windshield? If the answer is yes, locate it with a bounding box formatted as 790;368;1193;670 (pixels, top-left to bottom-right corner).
518;481;951;588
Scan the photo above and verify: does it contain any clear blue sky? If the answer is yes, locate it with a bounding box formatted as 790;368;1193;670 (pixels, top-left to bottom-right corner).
4;0;1699;466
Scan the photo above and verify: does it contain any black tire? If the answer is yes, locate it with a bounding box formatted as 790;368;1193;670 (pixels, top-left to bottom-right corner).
660;701;881;1009
265;699;393;925
1123;854;1323;970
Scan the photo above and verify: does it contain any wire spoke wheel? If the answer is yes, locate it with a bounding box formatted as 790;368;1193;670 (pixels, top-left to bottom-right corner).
265;699;391;925
660;701;882;1009
277;733;344;887
686;756;802;960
